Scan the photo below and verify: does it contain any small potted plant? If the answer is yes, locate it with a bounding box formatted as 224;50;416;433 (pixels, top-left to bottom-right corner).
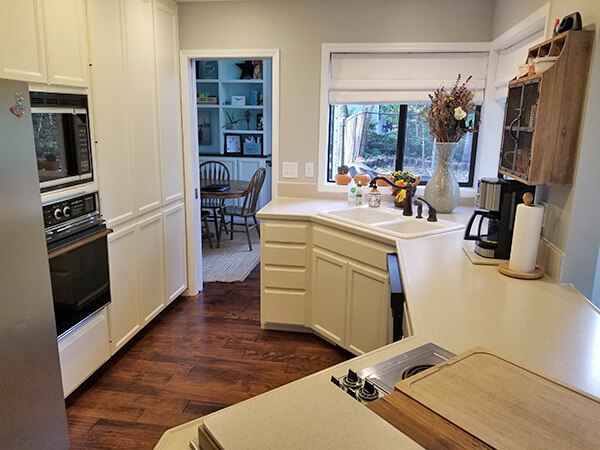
335;165;352;185
42;153;60;171
354;173;371;186
224;111;241;130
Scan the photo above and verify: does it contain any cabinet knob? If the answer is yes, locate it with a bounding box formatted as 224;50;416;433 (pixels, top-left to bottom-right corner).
562;128;567;136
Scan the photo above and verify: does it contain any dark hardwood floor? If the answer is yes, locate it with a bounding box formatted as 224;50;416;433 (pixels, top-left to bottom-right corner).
65;266;352;449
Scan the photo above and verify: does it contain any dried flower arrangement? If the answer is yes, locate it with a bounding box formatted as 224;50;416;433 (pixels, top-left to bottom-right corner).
425;75;477;142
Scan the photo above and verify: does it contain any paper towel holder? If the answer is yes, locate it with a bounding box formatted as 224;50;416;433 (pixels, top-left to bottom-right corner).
497;192;544;280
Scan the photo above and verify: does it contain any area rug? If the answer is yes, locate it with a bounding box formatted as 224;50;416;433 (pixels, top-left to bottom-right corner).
202;230;261;282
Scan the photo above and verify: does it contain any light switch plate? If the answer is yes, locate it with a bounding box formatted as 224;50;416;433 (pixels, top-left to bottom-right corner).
282;162;298;178
304;163;314;178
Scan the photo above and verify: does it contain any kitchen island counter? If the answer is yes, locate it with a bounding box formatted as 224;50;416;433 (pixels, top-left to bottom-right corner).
157;197;600;449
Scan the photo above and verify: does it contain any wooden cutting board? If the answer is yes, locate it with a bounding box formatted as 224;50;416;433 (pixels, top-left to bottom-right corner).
391;347;600;449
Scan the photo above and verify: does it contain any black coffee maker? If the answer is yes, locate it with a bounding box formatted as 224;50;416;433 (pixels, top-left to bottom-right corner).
464;178;535;259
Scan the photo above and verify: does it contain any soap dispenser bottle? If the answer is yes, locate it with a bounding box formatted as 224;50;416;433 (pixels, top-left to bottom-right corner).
356;181;364;205
347;181;357;206
369;185;381;207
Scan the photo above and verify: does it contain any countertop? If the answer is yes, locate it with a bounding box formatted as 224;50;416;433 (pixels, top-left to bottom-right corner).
156;197;600;449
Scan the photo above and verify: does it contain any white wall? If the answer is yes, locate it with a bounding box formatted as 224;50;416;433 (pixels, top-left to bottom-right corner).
493;0;600;305
178;0;494;195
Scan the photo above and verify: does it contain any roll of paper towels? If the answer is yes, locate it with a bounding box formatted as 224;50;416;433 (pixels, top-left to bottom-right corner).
509;203;544;273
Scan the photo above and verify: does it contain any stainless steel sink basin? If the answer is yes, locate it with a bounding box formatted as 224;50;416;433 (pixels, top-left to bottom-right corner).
318;206;464;239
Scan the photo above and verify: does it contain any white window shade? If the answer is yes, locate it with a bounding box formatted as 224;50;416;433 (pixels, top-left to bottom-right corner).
494;29;544;100
330;52;489;104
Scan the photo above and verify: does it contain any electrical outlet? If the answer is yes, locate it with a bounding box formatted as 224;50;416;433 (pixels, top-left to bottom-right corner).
304;163;314;178
282;162;298;179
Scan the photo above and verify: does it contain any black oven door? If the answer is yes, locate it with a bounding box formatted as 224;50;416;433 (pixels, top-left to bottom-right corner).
48;227;111;338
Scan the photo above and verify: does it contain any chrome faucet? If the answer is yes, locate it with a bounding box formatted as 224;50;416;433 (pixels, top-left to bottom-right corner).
369;176;415;216
414;197;438;222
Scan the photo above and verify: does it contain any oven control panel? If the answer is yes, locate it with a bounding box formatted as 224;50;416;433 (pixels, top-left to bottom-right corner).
43;193;97;228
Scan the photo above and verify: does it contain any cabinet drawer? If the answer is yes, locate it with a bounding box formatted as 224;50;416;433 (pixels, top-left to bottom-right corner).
313;226;393;270
261;289;306;325
263;221;308;244
262;243;306;267
263;265;306;290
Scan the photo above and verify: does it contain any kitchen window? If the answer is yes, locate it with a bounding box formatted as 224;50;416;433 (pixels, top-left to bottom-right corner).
327;103;480;186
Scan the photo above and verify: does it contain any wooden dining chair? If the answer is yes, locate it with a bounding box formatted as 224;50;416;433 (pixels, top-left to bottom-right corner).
199;161;230;240
219;167;266;251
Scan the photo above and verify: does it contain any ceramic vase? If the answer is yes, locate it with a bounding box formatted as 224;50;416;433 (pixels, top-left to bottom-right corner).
424;142;460;213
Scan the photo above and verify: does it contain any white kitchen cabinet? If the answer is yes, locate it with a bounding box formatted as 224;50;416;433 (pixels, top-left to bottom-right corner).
0;0;88;87
154;0;184;206
87;0;136;228
124;0;162;215
311;248;348;346
137;213;165;324
0;0;47;83
163;202;187;303
346;262;390;354
41;0;88;87
107;223;140;354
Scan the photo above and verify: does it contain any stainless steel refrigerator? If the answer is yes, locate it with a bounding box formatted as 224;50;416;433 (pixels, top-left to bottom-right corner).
0;79;69;449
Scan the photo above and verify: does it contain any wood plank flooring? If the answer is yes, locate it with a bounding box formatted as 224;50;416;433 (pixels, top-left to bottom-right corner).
65;266;352;449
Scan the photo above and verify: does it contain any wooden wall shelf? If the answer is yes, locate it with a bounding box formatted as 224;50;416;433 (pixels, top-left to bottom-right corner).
499;30;594;186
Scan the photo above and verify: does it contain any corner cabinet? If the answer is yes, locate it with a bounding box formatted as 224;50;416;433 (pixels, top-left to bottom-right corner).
499;30;594;186
0;0;88;87
260;219;395;356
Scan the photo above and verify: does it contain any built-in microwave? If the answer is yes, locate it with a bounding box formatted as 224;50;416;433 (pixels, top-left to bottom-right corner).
30;91;93;193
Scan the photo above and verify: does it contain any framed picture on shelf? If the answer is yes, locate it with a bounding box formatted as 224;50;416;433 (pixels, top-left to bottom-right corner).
243;136;262;156
256;113;263;131
197;111;211;145
224;134;242;154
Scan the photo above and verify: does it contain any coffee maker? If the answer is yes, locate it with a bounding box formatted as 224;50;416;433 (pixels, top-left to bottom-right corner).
464;178;535;259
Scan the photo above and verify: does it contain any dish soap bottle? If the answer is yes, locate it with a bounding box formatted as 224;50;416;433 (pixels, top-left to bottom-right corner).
347;181;357;206
356;181;364;205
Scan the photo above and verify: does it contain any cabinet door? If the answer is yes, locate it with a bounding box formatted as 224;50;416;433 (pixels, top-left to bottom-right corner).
311;248;347;346
41;0;88;87
346;262;390;355
137;213;165;323
163;202;187;303
107;224;140;354
154;0;184;205
87;0;135;227
124;0;162;215
0;0;47;83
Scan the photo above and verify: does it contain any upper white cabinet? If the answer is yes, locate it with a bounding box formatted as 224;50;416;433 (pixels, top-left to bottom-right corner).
0;0;88;87
87;0;136;227
41;0;89;87
154;0;184;205
0;0;47;83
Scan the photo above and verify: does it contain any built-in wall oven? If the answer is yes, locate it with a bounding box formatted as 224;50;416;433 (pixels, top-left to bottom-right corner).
30;91;93;193
44;193;111;338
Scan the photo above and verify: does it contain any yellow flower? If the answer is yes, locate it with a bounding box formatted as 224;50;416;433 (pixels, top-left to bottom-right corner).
454;107;467;120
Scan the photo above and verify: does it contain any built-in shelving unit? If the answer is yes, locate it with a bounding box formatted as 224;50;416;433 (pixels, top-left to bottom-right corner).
195;59;272;156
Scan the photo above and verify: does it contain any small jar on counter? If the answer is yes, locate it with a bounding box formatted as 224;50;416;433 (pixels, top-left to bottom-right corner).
368;187;381;207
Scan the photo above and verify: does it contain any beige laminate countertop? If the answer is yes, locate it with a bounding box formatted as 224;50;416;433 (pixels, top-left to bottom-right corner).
156;197;600;449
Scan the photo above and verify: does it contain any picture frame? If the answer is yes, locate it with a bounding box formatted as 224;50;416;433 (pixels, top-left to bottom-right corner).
197;111;211;145
256;113;264;131
243;141;262;156
224;134;242;154
231;95;246;106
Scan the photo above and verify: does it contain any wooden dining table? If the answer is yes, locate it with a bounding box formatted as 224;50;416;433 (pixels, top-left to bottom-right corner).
200;179;250;247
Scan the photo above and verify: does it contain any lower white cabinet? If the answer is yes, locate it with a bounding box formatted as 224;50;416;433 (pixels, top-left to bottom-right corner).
346;262;390;355
138;212;165;324
58;308;110;397
107;223;141;353
107;201;186;354
311;248;348;346
163;202;187;303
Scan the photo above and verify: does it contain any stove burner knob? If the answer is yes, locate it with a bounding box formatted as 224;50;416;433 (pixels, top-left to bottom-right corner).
53;208;63;220
330;376;341;387
62;206;71;218
347;389;357;400
363;379;376;396
347;369;359;383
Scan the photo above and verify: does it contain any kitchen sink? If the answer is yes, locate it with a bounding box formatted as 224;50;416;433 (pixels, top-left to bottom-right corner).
320;207;399;224
318;206;464;239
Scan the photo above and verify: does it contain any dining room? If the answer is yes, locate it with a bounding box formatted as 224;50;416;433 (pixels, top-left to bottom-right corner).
195;57;273;284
